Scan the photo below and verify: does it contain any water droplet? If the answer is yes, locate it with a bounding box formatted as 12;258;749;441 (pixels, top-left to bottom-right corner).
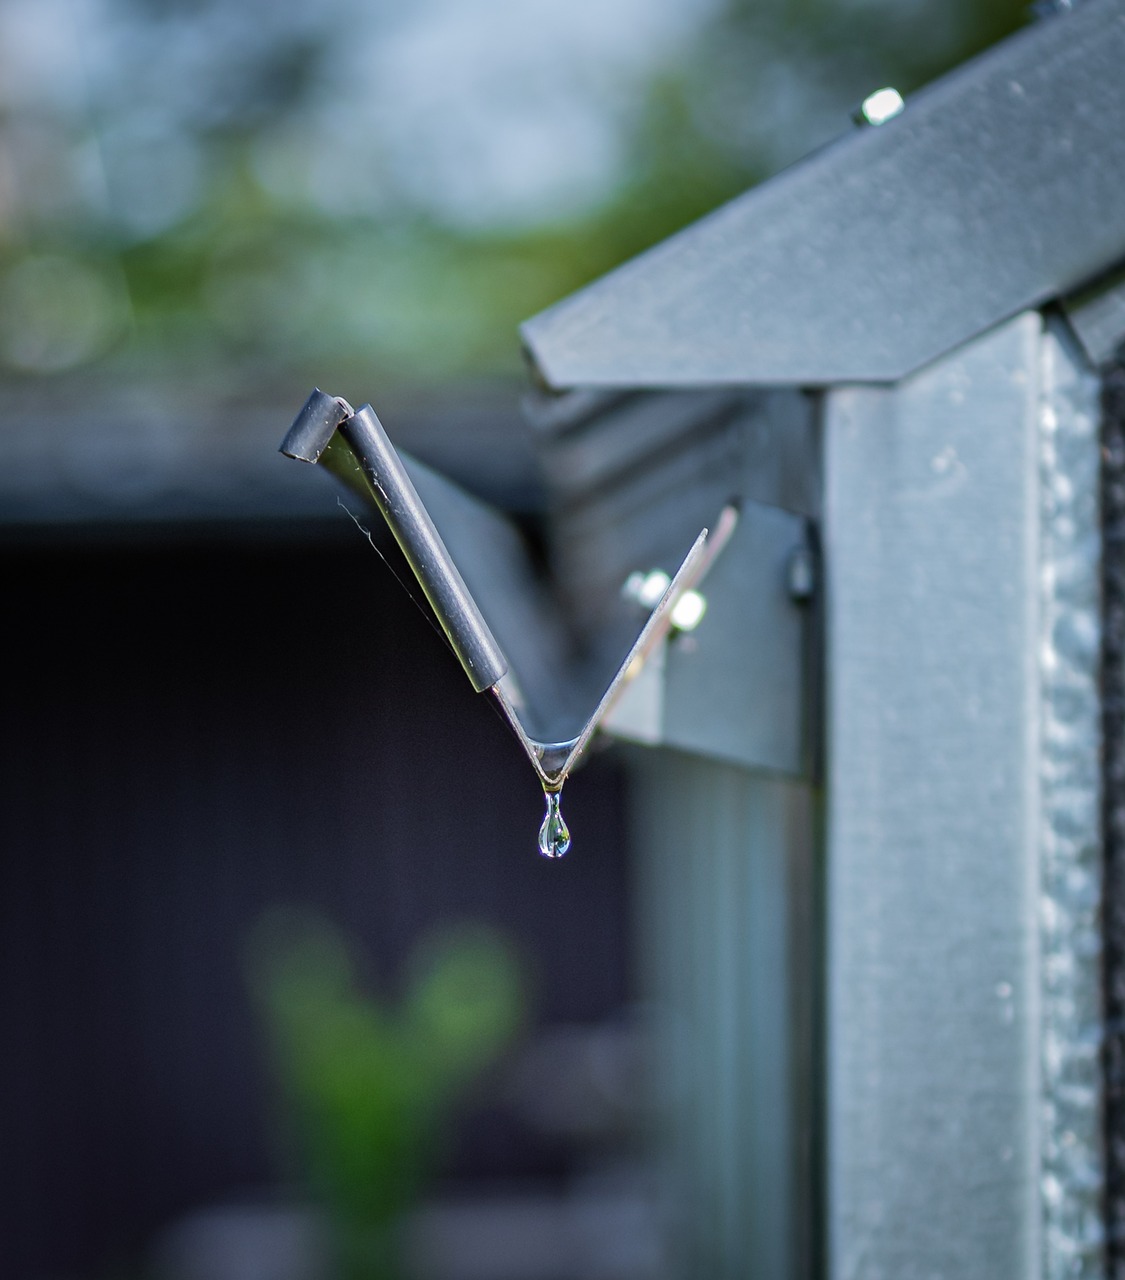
538;790;571;859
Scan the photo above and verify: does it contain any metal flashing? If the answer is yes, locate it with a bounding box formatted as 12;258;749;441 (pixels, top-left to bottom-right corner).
522;0;1125;389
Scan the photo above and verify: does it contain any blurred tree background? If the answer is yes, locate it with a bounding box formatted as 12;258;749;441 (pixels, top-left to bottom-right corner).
0;0;1028;397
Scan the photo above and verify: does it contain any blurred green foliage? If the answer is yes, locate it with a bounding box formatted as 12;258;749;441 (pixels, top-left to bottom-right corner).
0;0;1030;390
246;910;524;1280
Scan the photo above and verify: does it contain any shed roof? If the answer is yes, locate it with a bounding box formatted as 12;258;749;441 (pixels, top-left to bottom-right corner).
521;0;1125;389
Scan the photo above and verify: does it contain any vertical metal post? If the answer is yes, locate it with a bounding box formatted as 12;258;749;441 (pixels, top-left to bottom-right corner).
823;312;1103;1280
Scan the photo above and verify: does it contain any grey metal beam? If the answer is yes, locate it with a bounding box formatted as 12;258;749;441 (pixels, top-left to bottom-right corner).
823;313;1103;1279
521;0;1125;389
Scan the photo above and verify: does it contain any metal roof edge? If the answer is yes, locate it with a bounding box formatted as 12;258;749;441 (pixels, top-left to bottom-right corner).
521;0;1125;390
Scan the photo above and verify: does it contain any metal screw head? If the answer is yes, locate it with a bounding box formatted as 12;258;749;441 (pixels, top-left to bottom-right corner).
622;568;708;631
622;569;671;610
854;87;904;127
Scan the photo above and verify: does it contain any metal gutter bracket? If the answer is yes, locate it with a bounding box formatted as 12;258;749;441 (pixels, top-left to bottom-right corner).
601;498;815;777
280;388;721;799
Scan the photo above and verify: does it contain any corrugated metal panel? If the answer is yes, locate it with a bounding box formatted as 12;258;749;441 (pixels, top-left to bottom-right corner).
528;387;818;647
630;749;819;1280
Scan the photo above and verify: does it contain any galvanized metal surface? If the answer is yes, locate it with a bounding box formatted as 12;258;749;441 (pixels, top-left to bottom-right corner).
521;0;1125;389
1036;319;1104;1280
1099;362;1125;1278
630;750;818;1280
824;312;1104;1280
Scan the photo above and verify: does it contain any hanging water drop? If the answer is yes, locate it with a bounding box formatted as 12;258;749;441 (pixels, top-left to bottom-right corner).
538;789;571;859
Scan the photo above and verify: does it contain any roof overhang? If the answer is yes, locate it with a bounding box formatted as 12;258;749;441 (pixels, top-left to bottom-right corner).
521;0;1125;390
